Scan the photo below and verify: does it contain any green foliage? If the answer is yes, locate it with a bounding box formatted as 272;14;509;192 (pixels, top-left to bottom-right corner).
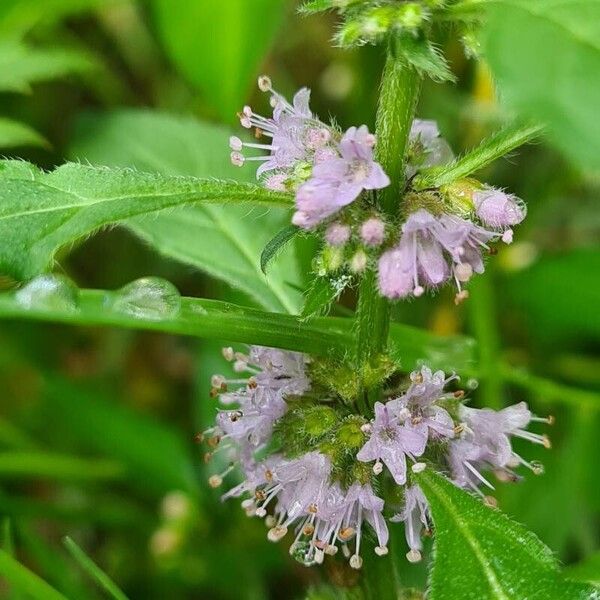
261;225;300;274
150;0;287;122
0;159;289;282
414;122;544;190
70;110;303;313
482;0;600;171
396;32;455;83
43;379;200;496
0;116;47;148
566;551;600;586
0;549;68;600
63;536;129;600
0;40;95;93
416;470;598;600
301;274;352;320
505;249;600;344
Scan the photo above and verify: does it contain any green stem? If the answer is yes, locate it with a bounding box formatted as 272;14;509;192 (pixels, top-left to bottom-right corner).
356;41;422;408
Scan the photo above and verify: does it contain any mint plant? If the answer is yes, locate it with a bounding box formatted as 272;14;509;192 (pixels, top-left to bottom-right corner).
0;1;598;599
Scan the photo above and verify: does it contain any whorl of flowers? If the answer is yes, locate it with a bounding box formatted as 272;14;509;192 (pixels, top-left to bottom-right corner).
230;77;526;303
201;347;551;568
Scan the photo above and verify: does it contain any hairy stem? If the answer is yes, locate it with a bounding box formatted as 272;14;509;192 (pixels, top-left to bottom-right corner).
355;42;422;409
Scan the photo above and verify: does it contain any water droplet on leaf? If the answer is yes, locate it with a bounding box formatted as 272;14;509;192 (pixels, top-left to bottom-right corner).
15;274;79;312
290;540;315;567
111;277;181;320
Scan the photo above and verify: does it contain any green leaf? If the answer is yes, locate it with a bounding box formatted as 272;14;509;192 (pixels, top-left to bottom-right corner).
70;110;304;313
398;33;456;83
63;536;129;600
0;159;290;282
0;117;47;148
565;551;600;586
0;549;68;600
415;469;597;600
0;285;477;373
150;0;287;122
260;225;300;274
0;451;123;482
482;0;600;171
301;275;352;321
0;0;112;36
0;40;95;93
414;121;544;189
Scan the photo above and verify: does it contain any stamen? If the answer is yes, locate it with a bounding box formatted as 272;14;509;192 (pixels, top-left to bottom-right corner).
374;546;388;556
349;554;363;569
221;347;234;361
411;462;427;473
454;290;469;305
464;461;495;490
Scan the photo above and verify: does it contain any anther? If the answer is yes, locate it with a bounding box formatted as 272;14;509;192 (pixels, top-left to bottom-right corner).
349;554;363;569
338;527;355;541
406;549;422;563
230;151;244;166
257;75;272;92
267;526;288;542
208;475;222;488
411;462;427;473
374;546;388;556
373;461;383;475
454;290;470;305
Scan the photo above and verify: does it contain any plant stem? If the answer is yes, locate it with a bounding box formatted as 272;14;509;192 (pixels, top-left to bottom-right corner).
356;41;422;408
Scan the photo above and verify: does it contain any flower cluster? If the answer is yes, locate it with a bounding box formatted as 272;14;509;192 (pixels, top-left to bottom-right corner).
378;188;526;304
231;76;389;229
202;348;551;568
230;78;526;303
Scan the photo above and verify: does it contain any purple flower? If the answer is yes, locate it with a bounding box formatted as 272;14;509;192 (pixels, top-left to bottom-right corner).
293;125;390;229
388;366;457;440
357;401;427;484
377;209;503;303
407;119;454;175
360;217;386;246
231;76;335;182
325;222;351;246
214;346;310;448
377;209;450;299
473;187;526;232
450;402;551;492
391;485;430;562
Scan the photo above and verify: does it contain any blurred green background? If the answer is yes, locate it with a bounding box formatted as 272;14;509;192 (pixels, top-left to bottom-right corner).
0;1;598;598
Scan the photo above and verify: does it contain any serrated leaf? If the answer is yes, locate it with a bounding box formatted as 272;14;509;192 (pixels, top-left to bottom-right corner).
0;40;95;93
0;117;47;148
414;121;543;189
261;225;300;274
415;469;598;600
482;0;600;171
398;33;456;83
301;275;352;320
0;160;289;282
70;110;304;313
150;0;287;123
